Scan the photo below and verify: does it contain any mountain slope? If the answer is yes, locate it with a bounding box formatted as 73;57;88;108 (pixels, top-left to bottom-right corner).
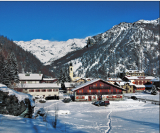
51;18;160;78
14;38;88;65
0;36;53;76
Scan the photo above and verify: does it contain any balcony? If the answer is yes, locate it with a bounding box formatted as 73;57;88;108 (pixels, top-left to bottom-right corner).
89;86;111;89
76;92;122;95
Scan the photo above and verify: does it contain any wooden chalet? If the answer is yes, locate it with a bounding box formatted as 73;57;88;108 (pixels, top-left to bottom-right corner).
122;75;155;85
72;79;126;101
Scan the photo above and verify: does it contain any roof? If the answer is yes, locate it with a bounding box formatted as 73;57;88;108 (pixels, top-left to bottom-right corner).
42;78;57;81
107;78;122;81
150;77;160;82
125;70;144;73
134;84;153;88
72;78;126;92
124;76;155;80
116;81;135;86
19;73;43;80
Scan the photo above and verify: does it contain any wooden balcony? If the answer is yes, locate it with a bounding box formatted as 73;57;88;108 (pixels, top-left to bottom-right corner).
89;86;111;89
76;92;122;95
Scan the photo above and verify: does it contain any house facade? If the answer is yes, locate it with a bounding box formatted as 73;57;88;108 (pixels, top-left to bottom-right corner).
14;83;60;98
72;79;126;101
122;75;155;85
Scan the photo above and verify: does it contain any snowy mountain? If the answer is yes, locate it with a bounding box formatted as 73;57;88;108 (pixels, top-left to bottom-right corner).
51;18;160;78
14;18;160;78
14;38;88;65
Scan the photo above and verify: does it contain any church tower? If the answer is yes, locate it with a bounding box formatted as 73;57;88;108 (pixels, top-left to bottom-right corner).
69;62;73;81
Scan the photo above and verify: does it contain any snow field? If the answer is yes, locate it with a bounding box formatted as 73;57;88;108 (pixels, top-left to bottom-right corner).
0;95;159;133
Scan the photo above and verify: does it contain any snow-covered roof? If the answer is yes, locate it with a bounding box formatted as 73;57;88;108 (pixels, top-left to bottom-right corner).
72;79;125;91
125;70;144;73
124;76;155;80
42;78;57;81
134;84;153;88
150;77;160;82
116;82;135;86
19;73;43;80
0;83;35;106
107;78;122;81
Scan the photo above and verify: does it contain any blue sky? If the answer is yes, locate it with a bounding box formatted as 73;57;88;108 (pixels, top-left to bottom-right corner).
0;1;159;41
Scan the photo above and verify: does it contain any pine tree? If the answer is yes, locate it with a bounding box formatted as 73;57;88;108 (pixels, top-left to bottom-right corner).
58;69;63;84
1;59;10;86
7;52;19;84
0;51;5;83
151;85;157;95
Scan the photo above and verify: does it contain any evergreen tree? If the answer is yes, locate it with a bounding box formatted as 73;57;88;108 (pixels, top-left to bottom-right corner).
1;59;10;86
7;52;19;84
0;51;5;83
151;85;157;95
58;69;63;84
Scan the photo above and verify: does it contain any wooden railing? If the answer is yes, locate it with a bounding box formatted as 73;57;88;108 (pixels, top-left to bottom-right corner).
76;92;122;95
89;86;111;89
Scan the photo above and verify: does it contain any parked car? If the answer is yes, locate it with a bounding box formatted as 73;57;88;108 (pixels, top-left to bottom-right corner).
39;99;46;103
93;100;110;106
131;96;137;100
45;95;59;100
63;98;72;103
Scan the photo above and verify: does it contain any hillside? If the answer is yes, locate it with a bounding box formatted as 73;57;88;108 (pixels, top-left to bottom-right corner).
51;18;160;78
0;35;54;76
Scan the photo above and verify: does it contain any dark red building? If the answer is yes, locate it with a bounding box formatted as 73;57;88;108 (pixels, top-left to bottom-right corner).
72;79;126;101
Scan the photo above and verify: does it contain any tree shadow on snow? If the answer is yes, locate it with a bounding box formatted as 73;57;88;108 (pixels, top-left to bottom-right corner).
112;116;159;130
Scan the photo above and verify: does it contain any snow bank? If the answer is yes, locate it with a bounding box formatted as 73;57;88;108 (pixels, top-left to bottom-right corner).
0;84;35;106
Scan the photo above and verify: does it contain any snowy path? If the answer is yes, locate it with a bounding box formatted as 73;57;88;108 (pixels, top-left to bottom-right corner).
105;110;112;133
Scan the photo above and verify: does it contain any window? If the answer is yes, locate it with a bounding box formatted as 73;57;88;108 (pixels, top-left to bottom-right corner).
47;89;52;92
35;89;40;92
29;89;34;92
100;84;104;87
93;84;97;87
41;89;46;92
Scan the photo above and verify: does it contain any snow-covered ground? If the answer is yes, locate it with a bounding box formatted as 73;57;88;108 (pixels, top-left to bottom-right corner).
0;93;159;133
124;92;159;101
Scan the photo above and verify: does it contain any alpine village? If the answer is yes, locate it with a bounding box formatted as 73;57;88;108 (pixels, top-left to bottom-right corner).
0;18;160;133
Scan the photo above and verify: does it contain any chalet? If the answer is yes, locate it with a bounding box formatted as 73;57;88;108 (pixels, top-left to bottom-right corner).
122;75;155;85
133;84;152;92
72;79;126;101
115;82;152;93
125;70;145;76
